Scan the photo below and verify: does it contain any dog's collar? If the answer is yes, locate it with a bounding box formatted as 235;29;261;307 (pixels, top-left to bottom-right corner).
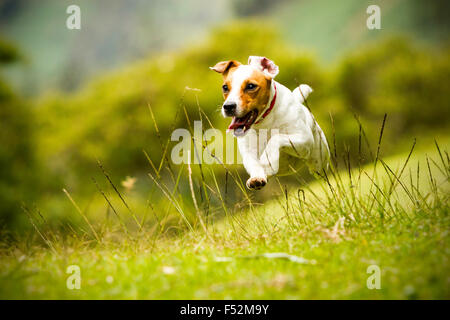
255;82;277;125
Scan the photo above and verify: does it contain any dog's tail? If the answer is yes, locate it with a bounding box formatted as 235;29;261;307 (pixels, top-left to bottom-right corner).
293;84;313;104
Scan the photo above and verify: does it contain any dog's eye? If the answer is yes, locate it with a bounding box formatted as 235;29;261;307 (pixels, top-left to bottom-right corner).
222;84;229;93
246;83;257;90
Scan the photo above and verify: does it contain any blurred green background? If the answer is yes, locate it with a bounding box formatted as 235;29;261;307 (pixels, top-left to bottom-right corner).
0;0;449;229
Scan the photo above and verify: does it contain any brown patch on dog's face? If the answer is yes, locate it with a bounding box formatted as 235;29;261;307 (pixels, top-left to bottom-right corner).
238;69;272;115
221;65;240;100
210;60;241;77
211;58;276;136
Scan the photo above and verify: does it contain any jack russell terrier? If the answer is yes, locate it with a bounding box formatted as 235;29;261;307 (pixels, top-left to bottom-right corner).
211;56;330;190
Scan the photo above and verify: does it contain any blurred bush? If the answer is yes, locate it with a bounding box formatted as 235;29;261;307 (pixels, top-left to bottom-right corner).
329;38;450;160
0;38;38;225
2;21;449;227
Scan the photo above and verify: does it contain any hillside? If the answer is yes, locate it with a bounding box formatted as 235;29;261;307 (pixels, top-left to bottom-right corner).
1;141;448;299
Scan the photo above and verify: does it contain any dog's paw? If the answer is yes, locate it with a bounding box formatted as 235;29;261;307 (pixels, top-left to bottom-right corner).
246;177;267;190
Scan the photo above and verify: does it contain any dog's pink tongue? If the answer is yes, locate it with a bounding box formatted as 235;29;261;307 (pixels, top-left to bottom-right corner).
227;117;245;130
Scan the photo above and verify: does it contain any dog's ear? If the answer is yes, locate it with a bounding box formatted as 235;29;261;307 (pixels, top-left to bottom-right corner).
209;60;241;75
248;56;279;78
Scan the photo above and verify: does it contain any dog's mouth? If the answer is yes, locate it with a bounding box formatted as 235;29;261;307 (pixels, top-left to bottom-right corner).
227;110;258;137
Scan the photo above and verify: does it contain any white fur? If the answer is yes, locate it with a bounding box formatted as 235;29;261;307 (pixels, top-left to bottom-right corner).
228;65;330;187
222;65;255;118
248;56;279;78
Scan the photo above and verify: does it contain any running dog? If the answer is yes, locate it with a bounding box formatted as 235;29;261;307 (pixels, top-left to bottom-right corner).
211;56;330;189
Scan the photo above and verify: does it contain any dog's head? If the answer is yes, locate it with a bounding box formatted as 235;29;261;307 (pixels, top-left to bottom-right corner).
210;56;279;136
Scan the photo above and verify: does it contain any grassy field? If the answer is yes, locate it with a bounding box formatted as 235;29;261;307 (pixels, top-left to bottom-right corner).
0;139;448;299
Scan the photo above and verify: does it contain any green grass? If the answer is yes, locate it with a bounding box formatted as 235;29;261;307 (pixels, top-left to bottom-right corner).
0;140;448;299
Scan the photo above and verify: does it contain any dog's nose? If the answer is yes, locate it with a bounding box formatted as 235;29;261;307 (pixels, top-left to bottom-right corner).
223;102;237;113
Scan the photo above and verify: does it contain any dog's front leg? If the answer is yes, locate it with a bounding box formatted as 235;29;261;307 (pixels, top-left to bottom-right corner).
260;133;313;176
237;132;267;190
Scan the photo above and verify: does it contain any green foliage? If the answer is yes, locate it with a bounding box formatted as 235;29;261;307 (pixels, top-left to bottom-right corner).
336;37;450;129
1;21;449;228
0;39;37;225
329;38;450;158
0;38;21;64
